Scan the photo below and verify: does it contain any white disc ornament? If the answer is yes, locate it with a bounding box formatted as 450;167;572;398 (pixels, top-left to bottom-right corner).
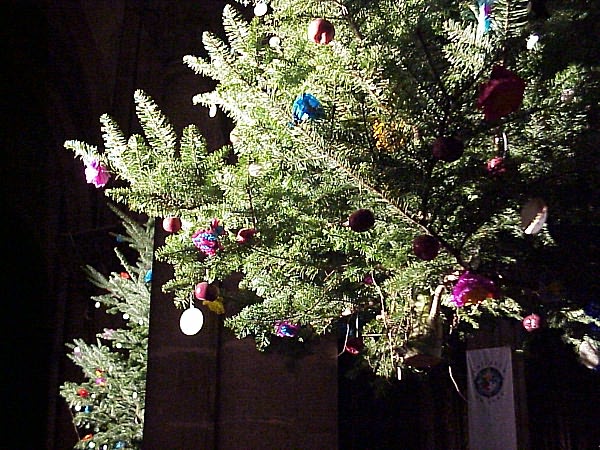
254;2;268;16
208;104;217;118
521;198;548;235
180;306;204;335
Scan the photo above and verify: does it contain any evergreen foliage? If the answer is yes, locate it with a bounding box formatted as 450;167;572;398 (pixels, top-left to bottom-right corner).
59;206;153;449
65;0;599;378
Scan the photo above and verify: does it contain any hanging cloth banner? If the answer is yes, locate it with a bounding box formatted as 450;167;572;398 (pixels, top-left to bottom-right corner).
467;346;517;450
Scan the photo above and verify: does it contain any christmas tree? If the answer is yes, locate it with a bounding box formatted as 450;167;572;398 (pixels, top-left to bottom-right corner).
65;0;599;378
60;206;154;449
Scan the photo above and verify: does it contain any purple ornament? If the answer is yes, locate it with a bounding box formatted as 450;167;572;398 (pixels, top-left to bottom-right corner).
84;158;110;188
450;271;499;307
275;321;300;338
192;219;225;256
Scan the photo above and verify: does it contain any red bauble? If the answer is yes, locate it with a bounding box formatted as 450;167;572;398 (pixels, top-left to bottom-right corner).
236;228;257;244
194;282;220;301
412;235;440;261
77;388;89;398
522;313;542;332
348;209;375;232
307;18;335;44
432;136;464;162
162;217;182;233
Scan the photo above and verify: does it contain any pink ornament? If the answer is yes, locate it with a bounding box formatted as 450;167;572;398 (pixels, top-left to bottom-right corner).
194;282;220;301
308;18;335;44
486;156;507;175
162;217;182;233
522;313;542;332
84;158;110;187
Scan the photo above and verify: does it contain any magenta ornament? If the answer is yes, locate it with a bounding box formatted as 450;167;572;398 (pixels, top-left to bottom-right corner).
84;159;110;187
450;271;499;307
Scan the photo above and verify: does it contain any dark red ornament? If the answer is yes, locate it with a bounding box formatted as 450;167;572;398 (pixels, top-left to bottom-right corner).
477;65;526;122
194;282;220;301
236;228;257;244
348;209;375;232
522;313;542;332
307;18;335;44
432;136;464;162
162;217;182;233
412;235;440;261
486;156;507;175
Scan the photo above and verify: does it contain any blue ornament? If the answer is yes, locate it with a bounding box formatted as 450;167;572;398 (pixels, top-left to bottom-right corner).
114;441;126;449
83;405;93;413
292;93;324;124
115;234;125;243
144;269;153;283
584;300;600;319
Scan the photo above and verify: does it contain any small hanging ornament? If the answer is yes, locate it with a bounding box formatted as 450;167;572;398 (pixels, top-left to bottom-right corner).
449;271;499;307
520;198;548;235
432;136;464;162
84;158;110;188
162;217;182;233
526;33;540;50
180;304;204;336
307;18;335;44
77;388;90;398
253;1;268;17
578;338;600;371
95;377;107;387
144;269;153;283
477;65;526;122
236;228;257;244
291;93;324;124
268;35;281;48
120;272;130;279
82;434;94;442
194;282;220;301
522;313;542;332
192;219;226;257
412;235;441;261
345;209;375;232
344;336;364;355
486;155;507;175
476;0;493;37
275;321;300;338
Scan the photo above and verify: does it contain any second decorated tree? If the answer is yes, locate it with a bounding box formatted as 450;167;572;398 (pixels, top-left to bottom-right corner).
66;0;600;378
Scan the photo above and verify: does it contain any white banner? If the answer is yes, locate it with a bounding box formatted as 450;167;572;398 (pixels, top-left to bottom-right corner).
467;346;517;450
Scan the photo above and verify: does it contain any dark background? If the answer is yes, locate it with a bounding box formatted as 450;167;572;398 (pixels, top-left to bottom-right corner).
3;1;599;449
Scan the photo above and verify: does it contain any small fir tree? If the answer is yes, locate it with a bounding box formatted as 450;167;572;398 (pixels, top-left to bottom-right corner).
60;206;154;449
65;0;599;378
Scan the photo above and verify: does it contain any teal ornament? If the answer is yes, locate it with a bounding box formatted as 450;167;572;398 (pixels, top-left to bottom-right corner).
477;0;493;37
114;441;126;449
144;269;153;283
292;93;324;124
115;234;125;243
